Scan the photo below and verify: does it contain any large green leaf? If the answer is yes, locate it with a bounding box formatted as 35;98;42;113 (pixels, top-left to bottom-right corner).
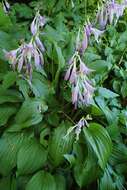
0;88;23;104
0;133;27;176
0;176;16;190
98;87;119;99
0;105;17;126
17;139;47;175
26;171;56;190
13;99;47;129
74;149;98;187
49;122;74;166
54;174;66;190
53;42;65;88
0;3;12;31
2;71;17;89
83;123;112;169
99;166;125;190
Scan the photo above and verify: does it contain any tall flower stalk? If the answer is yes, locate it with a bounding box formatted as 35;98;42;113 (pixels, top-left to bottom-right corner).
65;36;94;108
4;11;46;79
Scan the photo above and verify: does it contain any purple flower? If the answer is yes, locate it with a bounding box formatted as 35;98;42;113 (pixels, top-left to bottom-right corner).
72;84;79;108
80;28;88;54
64;51;94;108
64;116;92;141
4;41;44;77
96;5;108;30
31;12;46;35
107;0;126;25
91;27;104;42
79;61;93;75
35;36;45;52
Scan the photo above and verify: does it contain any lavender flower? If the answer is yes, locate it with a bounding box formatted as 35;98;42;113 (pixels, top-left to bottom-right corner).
96;4;108;30
64;116;92;141
5;41;44;77
80;28;88;54
65;51;94;108
31;11;46;36
85;22;104;43
5;12;46;79
107;0;126;25
72;74;94;108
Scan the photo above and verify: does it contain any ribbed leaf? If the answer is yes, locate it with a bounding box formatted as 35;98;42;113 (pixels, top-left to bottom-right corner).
110;143;127;174
0;176;16;190
99;166;125;190
0;133;27;176
14;99;47;129
17;139;47;175
26;171;56;190
49;122;74;166
0;105;17;126
54;174;66;190
74;150;98;187
0;89;23;104
2;71;17;89
83;123;112;169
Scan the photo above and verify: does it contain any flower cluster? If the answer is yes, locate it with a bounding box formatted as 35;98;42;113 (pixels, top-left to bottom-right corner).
4;11;46;79
96;0;127;28
65;0;127;108
65;51;94;108
64;115;92;141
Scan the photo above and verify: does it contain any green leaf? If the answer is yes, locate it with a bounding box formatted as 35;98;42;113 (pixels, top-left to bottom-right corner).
2;71;17;89
83;123;112;169
121;81;127;98
0;105;17;126
49;122;74;166
74;150;98;187
14;99;45;129
47;112;59;127
17;79;30;99
0;4;12;31
0;133;27;176
99;167;115;190
26;171;56;190
98;87;119;99
17;139;47;175
53;42;65;88
54;174;66;190
0;88;23;104
0;176;16;190
95;96;117;124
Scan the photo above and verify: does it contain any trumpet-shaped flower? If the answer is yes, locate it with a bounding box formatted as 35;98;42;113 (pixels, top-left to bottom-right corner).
64;116;92;141
65;51;94;108
31;11;46;35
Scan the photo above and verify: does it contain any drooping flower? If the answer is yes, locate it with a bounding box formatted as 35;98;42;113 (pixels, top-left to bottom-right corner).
85;22;104;43
31;11;46;36
107;0;126;25
5;12;46;79
64;116;92;141
65;51;94;108
79;27;88;54
5;41;44;78
96;4;108;30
